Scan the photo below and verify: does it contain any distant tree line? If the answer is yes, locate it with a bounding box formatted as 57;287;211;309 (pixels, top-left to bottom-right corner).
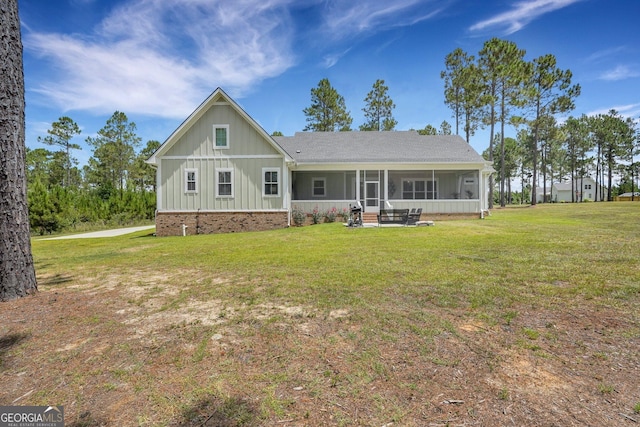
440;38;639;206
27;112;158;234
483;112;639;205
297;39;639;206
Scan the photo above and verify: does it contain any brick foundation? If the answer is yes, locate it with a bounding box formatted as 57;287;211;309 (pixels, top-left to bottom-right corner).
156;211;289;237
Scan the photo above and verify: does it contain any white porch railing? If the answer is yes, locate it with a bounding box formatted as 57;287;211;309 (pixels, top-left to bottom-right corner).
292;199;481;214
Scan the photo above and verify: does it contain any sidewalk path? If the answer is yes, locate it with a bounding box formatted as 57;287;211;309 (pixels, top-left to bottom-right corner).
40;225;155;240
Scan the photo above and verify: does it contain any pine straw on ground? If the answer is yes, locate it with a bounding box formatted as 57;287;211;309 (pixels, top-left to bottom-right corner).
1;270;639;426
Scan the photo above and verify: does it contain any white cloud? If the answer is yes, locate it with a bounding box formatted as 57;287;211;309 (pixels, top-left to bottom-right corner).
469;0;583;35
23;0;297;118
585;46;628;63
23;0;451;114
599;65;640;81
322;0;444;41
587;103;640;118
322;48;352;68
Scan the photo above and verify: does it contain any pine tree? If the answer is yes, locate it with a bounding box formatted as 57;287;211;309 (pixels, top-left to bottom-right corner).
303;78;353;132
86;111;141;196
525;54;580;205
360;79;397;131
0;0;38;300
478;38;529;207
441;48;483;142
37;116;81;188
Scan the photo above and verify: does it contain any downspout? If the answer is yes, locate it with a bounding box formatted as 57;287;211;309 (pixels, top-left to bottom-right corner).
285;159;293;227
355;169;361;206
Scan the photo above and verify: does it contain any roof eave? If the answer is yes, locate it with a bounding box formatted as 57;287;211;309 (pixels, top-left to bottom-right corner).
290;160;492;170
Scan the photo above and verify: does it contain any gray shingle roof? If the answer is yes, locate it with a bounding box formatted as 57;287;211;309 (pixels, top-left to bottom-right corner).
273;131;486;164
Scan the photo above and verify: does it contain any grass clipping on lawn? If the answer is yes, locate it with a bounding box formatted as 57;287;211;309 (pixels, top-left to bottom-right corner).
1;203;640;426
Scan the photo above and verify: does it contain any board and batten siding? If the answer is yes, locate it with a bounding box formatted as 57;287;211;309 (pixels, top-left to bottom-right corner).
162;104;280;157
158;102;286;211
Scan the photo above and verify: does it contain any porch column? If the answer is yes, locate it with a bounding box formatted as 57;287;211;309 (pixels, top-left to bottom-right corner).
355;169;361;202
156;162;163;210
481;169;490;213
384;169;389;206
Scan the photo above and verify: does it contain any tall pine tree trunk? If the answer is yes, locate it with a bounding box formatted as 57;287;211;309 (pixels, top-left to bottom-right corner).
499;91;506;207
488;101;496;209
595;144;601;202
531;98;541;206
0;0;38;301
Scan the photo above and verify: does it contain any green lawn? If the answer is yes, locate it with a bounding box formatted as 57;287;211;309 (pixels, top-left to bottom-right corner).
34;202;640;317
5;202;639;426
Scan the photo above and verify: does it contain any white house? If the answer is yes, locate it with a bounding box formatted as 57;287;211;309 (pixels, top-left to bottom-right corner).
147;88;494;236
536;177;606;203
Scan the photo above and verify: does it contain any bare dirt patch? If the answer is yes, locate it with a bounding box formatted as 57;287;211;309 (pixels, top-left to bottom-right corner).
1;275;639;426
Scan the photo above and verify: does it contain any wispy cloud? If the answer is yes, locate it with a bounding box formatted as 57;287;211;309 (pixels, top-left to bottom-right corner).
585;46;628;63
23;0;451;115
322;0;445;41
323;49;352;69
587;103;640;118
599;65;640;81
23;0;297;118
469;0;583;35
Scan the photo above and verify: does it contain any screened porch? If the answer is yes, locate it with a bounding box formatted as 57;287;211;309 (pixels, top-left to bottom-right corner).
290;169;484;215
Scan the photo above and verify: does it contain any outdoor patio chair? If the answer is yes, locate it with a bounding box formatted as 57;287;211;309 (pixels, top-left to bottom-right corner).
407;208;422;225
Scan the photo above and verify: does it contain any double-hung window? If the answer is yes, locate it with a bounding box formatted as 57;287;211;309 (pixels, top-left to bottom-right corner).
184;168;198;193
312;178;326;197
213;125;229;149
217;168;234;197
263;168;280;197
402;179;424;199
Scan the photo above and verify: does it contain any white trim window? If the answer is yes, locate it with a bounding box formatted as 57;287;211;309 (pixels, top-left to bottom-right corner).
263;168;280;197
213;124;230;149
312;177;326;197
184;168;198;193
216;168;234;197
402;179;437;199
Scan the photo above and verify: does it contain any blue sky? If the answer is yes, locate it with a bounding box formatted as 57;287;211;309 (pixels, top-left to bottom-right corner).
19;0;640;165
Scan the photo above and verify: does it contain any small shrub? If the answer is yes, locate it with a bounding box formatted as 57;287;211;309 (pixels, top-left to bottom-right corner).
311;207;323;224
633;402;640;414
339;207;350;222
291;206;306;226
325;207;338;223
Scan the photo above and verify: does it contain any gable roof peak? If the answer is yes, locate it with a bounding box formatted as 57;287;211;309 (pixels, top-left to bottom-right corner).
147;87;291;164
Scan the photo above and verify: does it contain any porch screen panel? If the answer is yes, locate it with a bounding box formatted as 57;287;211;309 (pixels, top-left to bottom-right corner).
415;180;426;199
427;180;437;199
402;178;435;199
